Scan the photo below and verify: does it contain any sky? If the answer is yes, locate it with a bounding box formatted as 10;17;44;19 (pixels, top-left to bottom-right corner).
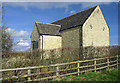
2;2;118;52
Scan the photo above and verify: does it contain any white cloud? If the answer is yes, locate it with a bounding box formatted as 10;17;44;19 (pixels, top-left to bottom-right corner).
70;10;75;14
80;2;113;9
17;39;30;46
17;42;30;46
4;2;80;10
3;1;118;13
12;38;31;52
6;28;30;38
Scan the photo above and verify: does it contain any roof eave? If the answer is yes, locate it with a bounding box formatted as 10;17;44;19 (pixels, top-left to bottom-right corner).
59;24;83;32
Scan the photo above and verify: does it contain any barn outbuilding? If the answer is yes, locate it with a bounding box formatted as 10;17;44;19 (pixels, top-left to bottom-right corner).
31;5;109;59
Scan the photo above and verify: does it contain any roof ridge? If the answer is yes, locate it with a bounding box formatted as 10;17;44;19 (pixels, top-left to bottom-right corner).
51;5;97;23
35;22;61;27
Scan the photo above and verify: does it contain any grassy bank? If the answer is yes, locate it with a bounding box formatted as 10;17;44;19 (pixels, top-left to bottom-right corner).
54;68;119;81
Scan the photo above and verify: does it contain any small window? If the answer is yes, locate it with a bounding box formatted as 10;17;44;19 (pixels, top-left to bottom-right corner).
33;41;38;50
90;24;92;29
103;27;105;31
97;9;99;13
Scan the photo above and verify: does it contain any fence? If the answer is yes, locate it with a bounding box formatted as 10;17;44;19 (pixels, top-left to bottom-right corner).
0;55;120;82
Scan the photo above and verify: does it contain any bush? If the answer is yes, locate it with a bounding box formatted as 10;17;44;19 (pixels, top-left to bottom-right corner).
2;45;119;69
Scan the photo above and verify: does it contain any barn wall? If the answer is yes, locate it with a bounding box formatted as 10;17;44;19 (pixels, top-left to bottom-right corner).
61;27;81;48
31;25;39;41
39;35;62;59
31;24;40;51
82;6;109;47
61;27;82;59
40;35;62;50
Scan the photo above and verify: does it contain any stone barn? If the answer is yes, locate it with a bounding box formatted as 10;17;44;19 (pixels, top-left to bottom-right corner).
31;22;62;59
31;5;109;59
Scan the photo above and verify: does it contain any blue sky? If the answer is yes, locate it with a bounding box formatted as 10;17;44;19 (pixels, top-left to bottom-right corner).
2;2;118;52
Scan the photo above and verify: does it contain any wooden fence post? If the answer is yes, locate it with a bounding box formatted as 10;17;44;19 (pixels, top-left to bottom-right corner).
77;62;80;76
107;58;109;70
27;69;31;81
94;59;96;72
56;64;59;80
14;70;17;76
117;55;118;69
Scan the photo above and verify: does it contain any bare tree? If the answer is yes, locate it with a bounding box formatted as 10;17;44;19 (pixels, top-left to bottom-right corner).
1;4;13;52
2;26;13;52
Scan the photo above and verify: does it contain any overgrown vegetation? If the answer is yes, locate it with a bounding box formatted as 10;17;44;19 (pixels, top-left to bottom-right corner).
54;68;119;81
2;49;75;69
2;6;13;52
1;46;119;82
2;46;119;69
1;26;13;52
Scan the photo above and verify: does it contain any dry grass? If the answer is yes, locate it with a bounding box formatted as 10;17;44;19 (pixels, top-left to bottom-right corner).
2;46;118;69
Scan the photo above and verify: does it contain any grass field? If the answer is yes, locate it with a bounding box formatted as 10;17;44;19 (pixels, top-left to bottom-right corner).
52;68;119;82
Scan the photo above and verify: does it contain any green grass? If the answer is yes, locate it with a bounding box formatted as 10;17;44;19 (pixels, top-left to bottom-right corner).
54;68;119;81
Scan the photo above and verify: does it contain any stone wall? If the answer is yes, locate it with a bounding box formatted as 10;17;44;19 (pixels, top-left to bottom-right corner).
39;35;62;59
82;46;110;59
31;24;40;51
39;35;62;50
82;6;109;47
61;26;82;58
